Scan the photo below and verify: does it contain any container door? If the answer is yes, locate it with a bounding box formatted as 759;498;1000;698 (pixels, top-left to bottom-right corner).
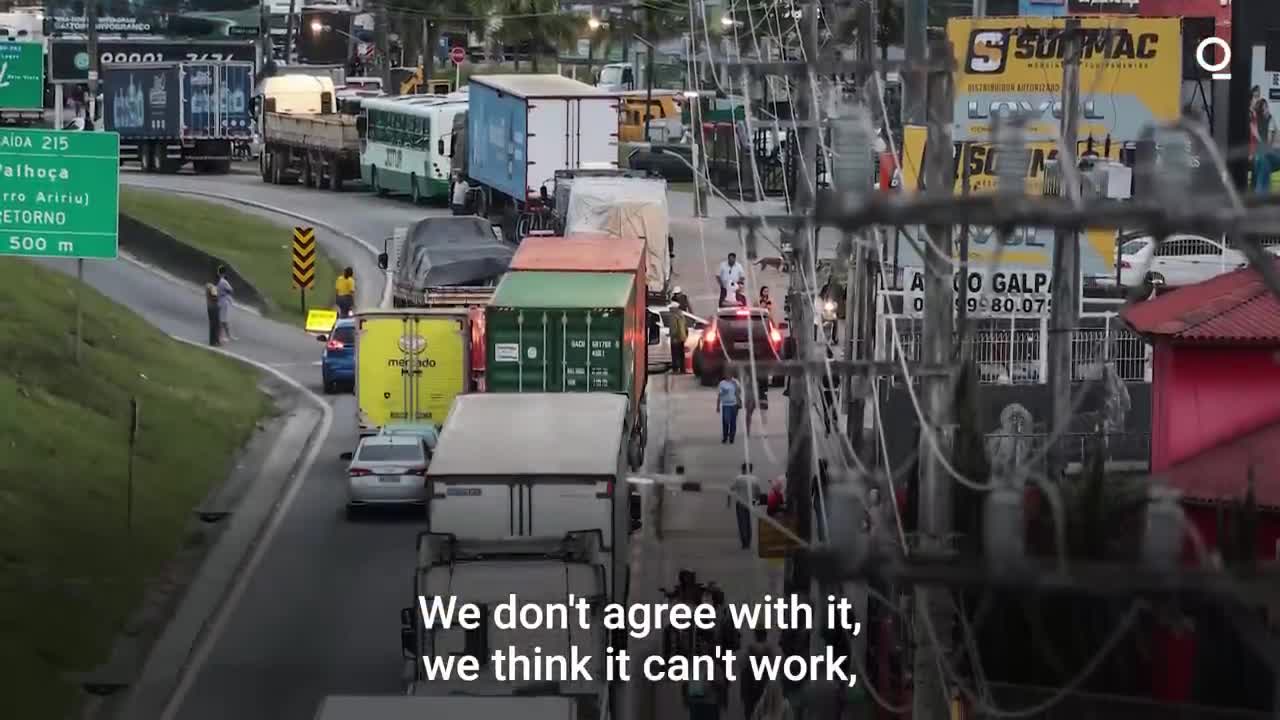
430;482;515;538
183;62;217;135
219;63;253;137
488;309;554;392
575;97;621;168
355;317;413;431
409;316;468;425
523;481;613;547
561;308;625;393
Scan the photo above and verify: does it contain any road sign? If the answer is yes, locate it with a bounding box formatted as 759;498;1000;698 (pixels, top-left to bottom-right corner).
0;42;44;109
292;226;317;289
306;308;338;334
0;128;120;259
450;46;466;65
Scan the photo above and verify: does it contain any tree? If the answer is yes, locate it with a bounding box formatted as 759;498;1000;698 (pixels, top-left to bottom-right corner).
492;0;583;72
396;0;491;85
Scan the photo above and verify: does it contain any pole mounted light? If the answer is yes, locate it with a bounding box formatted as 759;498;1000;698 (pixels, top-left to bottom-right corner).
588;17;601;30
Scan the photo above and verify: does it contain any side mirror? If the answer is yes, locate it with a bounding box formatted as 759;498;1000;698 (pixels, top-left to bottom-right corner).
377;252;389;270
668;235;675;259
317;334;328;342
401;627;417;659
340;451;354;461
647;321;660;346
437;138;445;155
400;607;414;626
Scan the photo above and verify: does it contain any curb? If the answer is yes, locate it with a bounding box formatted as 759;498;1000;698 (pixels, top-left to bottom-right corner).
98;339;334;720
119;180;394;309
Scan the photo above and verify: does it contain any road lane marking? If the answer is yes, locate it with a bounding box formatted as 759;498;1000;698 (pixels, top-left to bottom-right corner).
158;337;334;720
119;181;394;309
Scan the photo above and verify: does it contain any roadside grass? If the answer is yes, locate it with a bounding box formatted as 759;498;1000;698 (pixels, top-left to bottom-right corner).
119;187;339;324
0;259;270;719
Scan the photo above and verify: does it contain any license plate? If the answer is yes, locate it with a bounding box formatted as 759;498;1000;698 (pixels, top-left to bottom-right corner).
734;341;752;350
378;475;401;483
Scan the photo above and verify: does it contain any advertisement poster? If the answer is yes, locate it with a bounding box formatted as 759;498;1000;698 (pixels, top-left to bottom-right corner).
947;16;1183;143
1019;0;1067;16
1067;0;1140;13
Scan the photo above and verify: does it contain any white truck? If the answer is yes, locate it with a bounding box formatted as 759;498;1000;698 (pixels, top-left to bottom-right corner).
399;532;611;720
258;74;361;190
314;695;576;720
424;393;634;604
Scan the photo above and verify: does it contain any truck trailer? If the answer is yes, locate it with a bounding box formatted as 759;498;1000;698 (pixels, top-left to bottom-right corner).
458;75;619;238
103;60;254;173
258;74;361;190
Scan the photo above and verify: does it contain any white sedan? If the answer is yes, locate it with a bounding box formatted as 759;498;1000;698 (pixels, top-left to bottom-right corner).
345;434;431;518
647;305;707;373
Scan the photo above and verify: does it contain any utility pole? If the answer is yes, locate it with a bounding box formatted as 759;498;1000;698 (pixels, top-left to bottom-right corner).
902;0;927;125
913;34;956;720
285;0;297;65
1047;18;1081;483
692;98;708;217
785;0;820;605
377;2;393;96
86;0;98;127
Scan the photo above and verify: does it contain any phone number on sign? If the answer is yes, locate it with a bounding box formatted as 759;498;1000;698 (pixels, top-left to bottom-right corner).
911;295;1051;315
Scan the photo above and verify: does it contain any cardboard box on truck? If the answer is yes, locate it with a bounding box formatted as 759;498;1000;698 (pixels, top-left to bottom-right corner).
353;309;470;438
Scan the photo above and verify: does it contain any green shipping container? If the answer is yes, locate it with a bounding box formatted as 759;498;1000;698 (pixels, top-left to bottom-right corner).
486;271;643;405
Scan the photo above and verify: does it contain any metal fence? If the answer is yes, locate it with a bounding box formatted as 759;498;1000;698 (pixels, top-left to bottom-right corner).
879;312;1151;385
982;432;1152;476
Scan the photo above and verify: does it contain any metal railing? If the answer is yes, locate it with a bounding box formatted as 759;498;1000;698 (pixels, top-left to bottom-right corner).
880;312;1151;385
985;683;1273;720
983;432;1152;475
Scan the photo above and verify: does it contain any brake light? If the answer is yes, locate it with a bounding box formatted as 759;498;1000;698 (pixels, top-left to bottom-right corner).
348;467;372;477
408;468;428;477
769;327;782;344
1119;260;1131;269
703;326;717;344
326;339;345;351
736;308;750;316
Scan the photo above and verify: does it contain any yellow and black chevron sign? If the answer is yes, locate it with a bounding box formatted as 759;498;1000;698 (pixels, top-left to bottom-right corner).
292;226;316;290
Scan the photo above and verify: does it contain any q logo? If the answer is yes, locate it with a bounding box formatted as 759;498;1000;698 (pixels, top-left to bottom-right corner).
966;30;1010;75
74;52;90;71
1196;37;1231;80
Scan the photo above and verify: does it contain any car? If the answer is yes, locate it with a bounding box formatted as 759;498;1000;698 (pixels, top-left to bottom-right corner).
318;317;356;394
379;422;441;455
345;433;431;517
646;305;707;373
1112;233;1250;290
691;306;784;387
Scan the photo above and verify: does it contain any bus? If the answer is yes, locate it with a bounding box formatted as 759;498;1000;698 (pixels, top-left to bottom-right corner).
360;95;467;204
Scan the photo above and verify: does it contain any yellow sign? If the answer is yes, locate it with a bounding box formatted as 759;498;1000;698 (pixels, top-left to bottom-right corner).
306;309;339;334
292;226;316;290
757;514;801;559
947;16;1182;142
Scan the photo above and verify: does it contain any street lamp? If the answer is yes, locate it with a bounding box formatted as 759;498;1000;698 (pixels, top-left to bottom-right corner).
588;16;601;30
311;20;324;33
720;15;735;27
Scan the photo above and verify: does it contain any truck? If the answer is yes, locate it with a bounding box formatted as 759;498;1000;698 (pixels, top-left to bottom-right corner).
398;531;611;720
258;73;361;190
485;271;647;470
456;75;620;237
424;393;633;604
314;696;576;720
552;169;673;301
353;309;471;441
103;60;254;173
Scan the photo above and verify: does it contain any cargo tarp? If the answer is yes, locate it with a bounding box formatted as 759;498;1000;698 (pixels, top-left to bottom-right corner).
563;177;670;294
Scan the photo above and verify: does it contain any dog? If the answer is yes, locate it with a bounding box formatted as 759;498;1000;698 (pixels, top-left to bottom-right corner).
755;255;787;273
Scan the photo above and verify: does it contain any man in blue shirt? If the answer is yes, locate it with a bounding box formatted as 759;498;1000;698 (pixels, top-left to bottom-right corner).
716;376;741;444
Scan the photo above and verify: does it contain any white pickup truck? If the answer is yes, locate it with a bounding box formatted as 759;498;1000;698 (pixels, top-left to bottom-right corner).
258;74;361;189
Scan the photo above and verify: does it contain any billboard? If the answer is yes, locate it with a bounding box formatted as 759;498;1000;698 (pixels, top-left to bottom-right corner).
1019;0;1066;17
49;38;257;83
947;16;1183;143
1067;0;1139;13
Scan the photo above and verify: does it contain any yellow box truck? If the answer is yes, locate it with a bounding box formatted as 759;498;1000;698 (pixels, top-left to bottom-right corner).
354;309;471;439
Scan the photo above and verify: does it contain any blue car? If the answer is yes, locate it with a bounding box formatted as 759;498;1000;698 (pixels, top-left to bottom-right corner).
319;318;356;394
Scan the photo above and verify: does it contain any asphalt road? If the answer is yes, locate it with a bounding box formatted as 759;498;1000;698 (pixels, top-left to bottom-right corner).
47;170;781;720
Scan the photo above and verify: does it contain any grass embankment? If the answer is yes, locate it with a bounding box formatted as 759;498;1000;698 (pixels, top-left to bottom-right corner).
120;187;339;324
0;259;270;718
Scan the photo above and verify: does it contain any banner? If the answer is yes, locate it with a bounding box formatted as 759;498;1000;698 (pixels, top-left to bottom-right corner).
1067;0;1139;13
947;16;1183;143
902;267;1055;319
1019;0;1066;16
49;38;256;83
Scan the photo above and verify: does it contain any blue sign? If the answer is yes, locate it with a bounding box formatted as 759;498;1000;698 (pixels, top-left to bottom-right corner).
1019;0;1067;15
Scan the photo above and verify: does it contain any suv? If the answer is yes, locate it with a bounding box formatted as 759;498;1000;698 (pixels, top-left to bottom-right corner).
692;307;784;387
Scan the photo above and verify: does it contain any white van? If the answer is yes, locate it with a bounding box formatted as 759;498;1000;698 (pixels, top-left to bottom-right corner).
425;393;631;603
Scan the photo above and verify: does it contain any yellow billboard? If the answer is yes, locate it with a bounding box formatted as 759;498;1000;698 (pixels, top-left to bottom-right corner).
947;16;1182;142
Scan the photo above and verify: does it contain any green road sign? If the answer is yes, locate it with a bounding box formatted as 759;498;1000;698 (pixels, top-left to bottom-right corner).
0;42;44;110
0;128;120;259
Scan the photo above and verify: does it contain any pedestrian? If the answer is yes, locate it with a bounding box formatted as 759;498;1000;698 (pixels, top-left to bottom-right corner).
716;252;745;307
766;475;785;516
670;301;689;374
672;285;692;314
729;462;757;549
750;681;794;720
204;280;221;346
335;266;356;317
739;629;778;720
741;370;762;436
216;265;235;342
716;374;742;444
683;665;728;720
758;286;774;322
1255;92;1280;193
734;282;749;307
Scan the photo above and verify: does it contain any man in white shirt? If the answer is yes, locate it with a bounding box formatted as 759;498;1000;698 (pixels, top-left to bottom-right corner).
728;462;758;549
715;252;745;307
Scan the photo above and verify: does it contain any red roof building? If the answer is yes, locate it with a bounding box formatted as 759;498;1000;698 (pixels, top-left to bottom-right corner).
1122;262;1280;562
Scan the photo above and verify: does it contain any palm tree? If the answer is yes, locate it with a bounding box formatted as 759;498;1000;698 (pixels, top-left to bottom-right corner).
491;0;583;72
398;0;491;86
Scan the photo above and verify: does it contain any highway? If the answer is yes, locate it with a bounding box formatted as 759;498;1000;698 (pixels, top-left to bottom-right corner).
48;172;780;720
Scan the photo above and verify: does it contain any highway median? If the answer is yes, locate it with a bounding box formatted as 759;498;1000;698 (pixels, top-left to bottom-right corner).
119;187;339;324
0;259;272;719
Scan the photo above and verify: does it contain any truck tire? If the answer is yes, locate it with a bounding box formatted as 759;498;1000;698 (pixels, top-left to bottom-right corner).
272;150;286;184
410;174;422;205
143;143;157;173
260;150;271;182
371;167;386;196
329;157;343;191
212;159;231;174
303;155;314;187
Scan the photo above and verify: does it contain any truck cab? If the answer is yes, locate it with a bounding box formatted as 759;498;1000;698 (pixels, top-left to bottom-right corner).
400;531;611;720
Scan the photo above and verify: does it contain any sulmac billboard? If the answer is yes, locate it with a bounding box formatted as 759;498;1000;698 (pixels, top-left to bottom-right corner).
947;15;1183;143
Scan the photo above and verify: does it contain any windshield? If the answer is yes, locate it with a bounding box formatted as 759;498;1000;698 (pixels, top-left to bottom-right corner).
1119;239;1149;255
599;66;624;85
357;442;423;462
332;325;355;344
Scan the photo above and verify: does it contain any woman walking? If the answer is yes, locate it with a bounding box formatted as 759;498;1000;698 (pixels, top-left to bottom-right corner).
716;374;742;444
741;370;763;437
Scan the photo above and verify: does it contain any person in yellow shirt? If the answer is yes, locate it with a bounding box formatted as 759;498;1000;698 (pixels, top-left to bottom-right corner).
335;267;355;317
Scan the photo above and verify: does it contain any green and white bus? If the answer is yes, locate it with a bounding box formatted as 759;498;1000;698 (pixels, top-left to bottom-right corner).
359;95;467;204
